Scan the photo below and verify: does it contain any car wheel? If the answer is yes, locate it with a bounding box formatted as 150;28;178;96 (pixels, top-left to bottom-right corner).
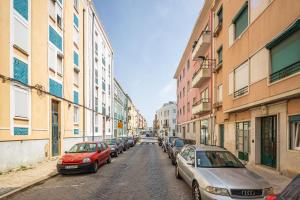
171;158;176;166
92;162;98;173
175;165;182;179
107;156;112;164
192;181;201;200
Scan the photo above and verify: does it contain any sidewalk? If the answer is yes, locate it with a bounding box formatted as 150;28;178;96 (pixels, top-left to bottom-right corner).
247;164;292;193
0;159;58;199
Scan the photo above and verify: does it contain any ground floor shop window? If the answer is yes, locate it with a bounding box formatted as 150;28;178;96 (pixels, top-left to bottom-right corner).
289;115;300;150
236;121;250;161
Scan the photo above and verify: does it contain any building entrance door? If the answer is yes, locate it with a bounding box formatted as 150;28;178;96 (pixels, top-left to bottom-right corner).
261;116;277;168
219;124;224;148
51;101;60;157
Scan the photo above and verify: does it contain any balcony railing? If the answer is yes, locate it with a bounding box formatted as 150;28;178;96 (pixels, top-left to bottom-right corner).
192;98;211;115
234;86;248;98
192;31;211;61
192;67;211;88
270;61;300;83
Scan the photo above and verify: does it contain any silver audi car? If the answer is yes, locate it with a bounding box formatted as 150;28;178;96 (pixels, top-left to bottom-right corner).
175;145;273;200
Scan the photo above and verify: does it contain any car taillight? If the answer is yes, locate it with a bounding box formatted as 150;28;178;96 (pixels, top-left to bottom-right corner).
265;195;276;200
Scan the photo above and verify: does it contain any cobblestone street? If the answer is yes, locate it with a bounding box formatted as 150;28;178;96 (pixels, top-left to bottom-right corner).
6;142;191;200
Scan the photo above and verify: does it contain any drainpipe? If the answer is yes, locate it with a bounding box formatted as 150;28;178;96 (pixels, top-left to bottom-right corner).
91;11;95;141
83;8;86;142
210;9;215;145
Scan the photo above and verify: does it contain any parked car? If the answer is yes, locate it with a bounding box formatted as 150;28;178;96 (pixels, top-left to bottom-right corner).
265;174;300;200
168;138;187;165
163;136;178;153
127;136;135;147
57;142;111;174
158;137;163;146
105;138;123;157
119;137;130;150
176;145;273;200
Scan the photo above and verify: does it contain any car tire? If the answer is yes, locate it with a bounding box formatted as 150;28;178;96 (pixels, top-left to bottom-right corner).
92;161;98;173
107;156;112;164
192;181;201;200
175;165;182;179
171;158;176;166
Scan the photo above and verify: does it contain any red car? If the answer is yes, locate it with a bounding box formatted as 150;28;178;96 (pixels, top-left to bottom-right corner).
57;141;111;174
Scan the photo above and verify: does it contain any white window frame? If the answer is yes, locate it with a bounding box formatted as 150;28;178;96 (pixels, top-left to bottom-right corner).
289;117;300;151
73;106;79;124
74;70;79;86
13;10;29;53
13;85;30;119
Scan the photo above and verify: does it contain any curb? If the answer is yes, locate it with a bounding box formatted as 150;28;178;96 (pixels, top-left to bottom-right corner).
0;171;59;200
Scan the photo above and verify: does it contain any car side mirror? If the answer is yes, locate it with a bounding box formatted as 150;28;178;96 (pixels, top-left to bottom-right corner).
187;159;195;167
64;151;68;154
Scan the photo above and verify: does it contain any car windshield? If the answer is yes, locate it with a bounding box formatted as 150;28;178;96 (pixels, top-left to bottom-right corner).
105;139;116;145
169;137;178;143
68;143;97;153
196;151;244;168
174;139;184;147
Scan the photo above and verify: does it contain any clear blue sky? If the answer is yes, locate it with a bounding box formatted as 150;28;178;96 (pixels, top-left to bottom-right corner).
94;0;204;125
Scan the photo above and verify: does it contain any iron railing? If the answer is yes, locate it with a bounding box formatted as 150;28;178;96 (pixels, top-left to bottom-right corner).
270;61;300;83
234;86;248;98
192;98;210;107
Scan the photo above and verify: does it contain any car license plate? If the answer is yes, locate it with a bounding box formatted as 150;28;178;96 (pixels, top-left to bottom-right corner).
65;165;78;169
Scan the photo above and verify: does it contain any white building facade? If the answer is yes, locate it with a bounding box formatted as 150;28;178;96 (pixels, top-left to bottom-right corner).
156;101;177;137
84;2;114;141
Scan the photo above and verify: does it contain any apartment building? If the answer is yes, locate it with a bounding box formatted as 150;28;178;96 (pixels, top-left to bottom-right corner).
174;0;213;144
85;3;113;141
156;101;177;137
0;0;113;172
113;79;127;137
212;0;300;177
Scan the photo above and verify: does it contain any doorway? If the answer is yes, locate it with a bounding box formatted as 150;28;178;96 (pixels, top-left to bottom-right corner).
219;124;224;148
261;116;277;168
51;101;60;157
182;126;186;139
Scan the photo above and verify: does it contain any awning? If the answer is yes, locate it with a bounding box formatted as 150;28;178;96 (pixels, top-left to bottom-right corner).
266;19;300;49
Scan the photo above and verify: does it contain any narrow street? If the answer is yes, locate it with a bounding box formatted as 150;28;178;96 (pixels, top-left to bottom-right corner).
7;140;192;200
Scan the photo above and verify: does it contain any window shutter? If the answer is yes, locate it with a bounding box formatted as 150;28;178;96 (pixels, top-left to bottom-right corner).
228;72;234;95
234;3;248;39
73;27;79;45
14;0;28;20
49;0;56;20
48;45;56;71
73;14;79;28
14;17;29;52
14;87;29;118
235;62;249;91
49;26;62;51
57;56;63;74
49;79;62;97
73;51;79;66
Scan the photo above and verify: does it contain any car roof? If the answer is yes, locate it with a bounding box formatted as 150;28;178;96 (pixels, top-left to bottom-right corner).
186;144;227;152
77;141;98;144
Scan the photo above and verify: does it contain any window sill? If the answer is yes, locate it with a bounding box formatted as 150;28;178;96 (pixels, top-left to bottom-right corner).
57;72;63;77
73;123;79;126
13;44;29;56
14;117;29;121
287;149;300;153
233;92;249;100
73;42;79;49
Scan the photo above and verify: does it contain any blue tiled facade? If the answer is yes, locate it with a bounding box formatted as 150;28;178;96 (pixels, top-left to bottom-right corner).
14;0;28;20
73;14;79;28
49;26;62;51
14;127;29;135
73;91;79;104
49;79;62;98
13;58;28;85
74;129;79;135
73;51;79;67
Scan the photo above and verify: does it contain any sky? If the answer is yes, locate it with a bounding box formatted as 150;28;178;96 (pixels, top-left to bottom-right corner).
94;0;204;125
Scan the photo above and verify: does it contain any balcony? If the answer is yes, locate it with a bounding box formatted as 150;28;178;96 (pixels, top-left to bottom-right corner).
234;86;248;98
192;67;211;88
192;99;211;115
192;31;211;61
270;61;300;83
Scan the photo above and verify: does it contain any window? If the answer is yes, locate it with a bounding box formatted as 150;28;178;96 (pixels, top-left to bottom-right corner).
95;69;98;84
173;109;176;113
187;123;190;133
233;2;248;39
217;46;223;64
183;68;185;77
13;11;29;52
57;5;63;29
172;118;176;124
49;0;56;20
57;55;63;75
187;81;190;92
74;71;79;86
201;88;209;102
73;51;79;67
183;87;185;97
183;106;185;115
193;122;196;133
73;106;79;124
73;0;79;10
234;61;249;97
49;78;62;98
73;14;79;29
289;115;300;150
187;102;190;113
73;91;79;104
73;26;79;45
49;26;62;51
267;27;300;83
95;42;98;56
187;59;190;70
200;120;209;144
14;0;29;20
217;84;223;103
236;121;250;161
13;58;28;85
14;86;29;118
217;6;223;26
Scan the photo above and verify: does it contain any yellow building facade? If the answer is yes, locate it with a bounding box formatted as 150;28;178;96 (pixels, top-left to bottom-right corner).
0;0;109;172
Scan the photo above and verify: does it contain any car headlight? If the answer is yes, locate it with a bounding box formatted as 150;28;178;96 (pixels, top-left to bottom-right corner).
82;158;91;163
57;158;62;165
264;187;274;196
205;186;229;196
